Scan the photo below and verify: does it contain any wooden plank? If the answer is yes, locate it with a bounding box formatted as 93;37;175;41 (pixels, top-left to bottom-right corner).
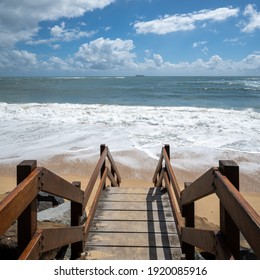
97;201;171;211
94;210;175;222
181;168;216;205
163;172;183;239
0;168;41;235
41;168;84;204
90;220;177;234
101;187;153;194
85;185;182;260
84;168;108;236
100;144;106;188
17;160;38;257
219;160;240;260
99;193;169;202
215;171;260;258
71;181;84;259
163;148;181;207
87;232;180;248
83;148;107;207
155;168;165;188
84;245;182;260
107;169;119;187
152;148;164;184
41;226;84;253
107;148;122;184
182;228;233;260
181;182;195;260
19;232;42;260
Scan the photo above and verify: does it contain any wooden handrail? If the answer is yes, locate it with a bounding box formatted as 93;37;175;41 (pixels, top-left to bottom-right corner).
0;144;122;260
19;226;84;260
107;149;121;185
41;168;84;204
0;168;42;235
162;148;181;207
215;171;260;257
18;231;42;260
153;144;260;260
181;228;233;260
181;167;216;206
84;167;108;236
153;150;164;184
83;146;108;208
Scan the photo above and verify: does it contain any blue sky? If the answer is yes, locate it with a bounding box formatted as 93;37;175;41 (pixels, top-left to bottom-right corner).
0;0;259;76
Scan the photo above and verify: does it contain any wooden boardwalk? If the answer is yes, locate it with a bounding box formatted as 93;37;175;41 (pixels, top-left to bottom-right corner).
83;186;182;260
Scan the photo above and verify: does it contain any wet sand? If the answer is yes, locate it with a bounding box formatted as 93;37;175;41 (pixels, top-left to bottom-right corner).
0;148;259;228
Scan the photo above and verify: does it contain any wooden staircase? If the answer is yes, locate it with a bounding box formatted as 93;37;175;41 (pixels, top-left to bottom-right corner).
1;144;259;260
83;186;182;260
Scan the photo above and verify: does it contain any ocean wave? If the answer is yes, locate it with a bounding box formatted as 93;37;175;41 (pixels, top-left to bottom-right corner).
0;103;259;165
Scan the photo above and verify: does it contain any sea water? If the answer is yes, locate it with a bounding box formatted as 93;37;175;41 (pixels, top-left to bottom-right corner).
0;76;259;175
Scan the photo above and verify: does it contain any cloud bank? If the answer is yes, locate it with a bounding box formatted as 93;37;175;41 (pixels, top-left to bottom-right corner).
134;7;239;34
0;0;115;48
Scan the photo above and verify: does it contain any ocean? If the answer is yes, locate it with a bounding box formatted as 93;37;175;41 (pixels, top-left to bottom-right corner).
0;76;259;178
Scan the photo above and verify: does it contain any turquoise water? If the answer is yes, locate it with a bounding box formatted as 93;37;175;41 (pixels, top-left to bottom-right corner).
0;76;259;110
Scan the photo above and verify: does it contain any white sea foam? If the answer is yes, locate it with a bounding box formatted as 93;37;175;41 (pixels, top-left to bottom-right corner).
0;103;259;173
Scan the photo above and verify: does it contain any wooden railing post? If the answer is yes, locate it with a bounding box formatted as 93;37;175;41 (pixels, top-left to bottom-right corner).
17;160;37;257
100;144;106;189
71;181;84;259
164;144;170;157
219;160;240;259
111;166;116;187
164;144;170;181
182;182;195;260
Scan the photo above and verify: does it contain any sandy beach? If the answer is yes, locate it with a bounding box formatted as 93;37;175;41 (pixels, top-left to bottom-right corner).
0;148;259;229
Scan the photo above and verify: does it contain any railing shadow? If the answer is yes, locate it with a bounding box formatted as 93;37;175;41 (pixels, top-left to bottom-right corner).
152;144;260;260
146;187;172;260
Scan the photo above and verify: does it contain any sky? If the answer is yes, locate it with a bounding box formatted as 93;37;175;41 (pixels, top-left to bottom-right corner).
0;0;259;76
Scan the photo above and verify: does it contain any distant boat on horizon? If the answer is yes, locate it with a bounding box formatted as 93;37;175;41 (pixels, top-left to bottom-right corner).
135;75;145;77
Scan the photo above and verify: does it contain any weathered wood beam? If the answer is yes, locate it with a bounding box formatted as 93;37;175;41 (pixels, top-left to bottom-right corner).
215;170;260;258
155;167;165;188
182;227;233;260
163;148;181;207
107;148;121;185
152;147;164;184
0;168;41;235
181;167;216;206
182;182;195;260
40;226;84;253
163;171;183;239
84;168;108;237
107;168;119;187
18;232;42;260
41;168;84;204
71;181;84;259
83;147;107;208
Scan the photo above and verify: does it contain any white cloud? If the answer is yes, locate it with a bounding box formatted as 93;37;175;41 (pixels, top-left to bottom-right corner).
142;54;164;69
74;37;136;70
0;0;115;48
0;50;37;72
49;22;96;41
1;38;259;76
134;7;239;34
241;4;260;32
193;41;207;48
224;37;246;47
27;22;96;47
